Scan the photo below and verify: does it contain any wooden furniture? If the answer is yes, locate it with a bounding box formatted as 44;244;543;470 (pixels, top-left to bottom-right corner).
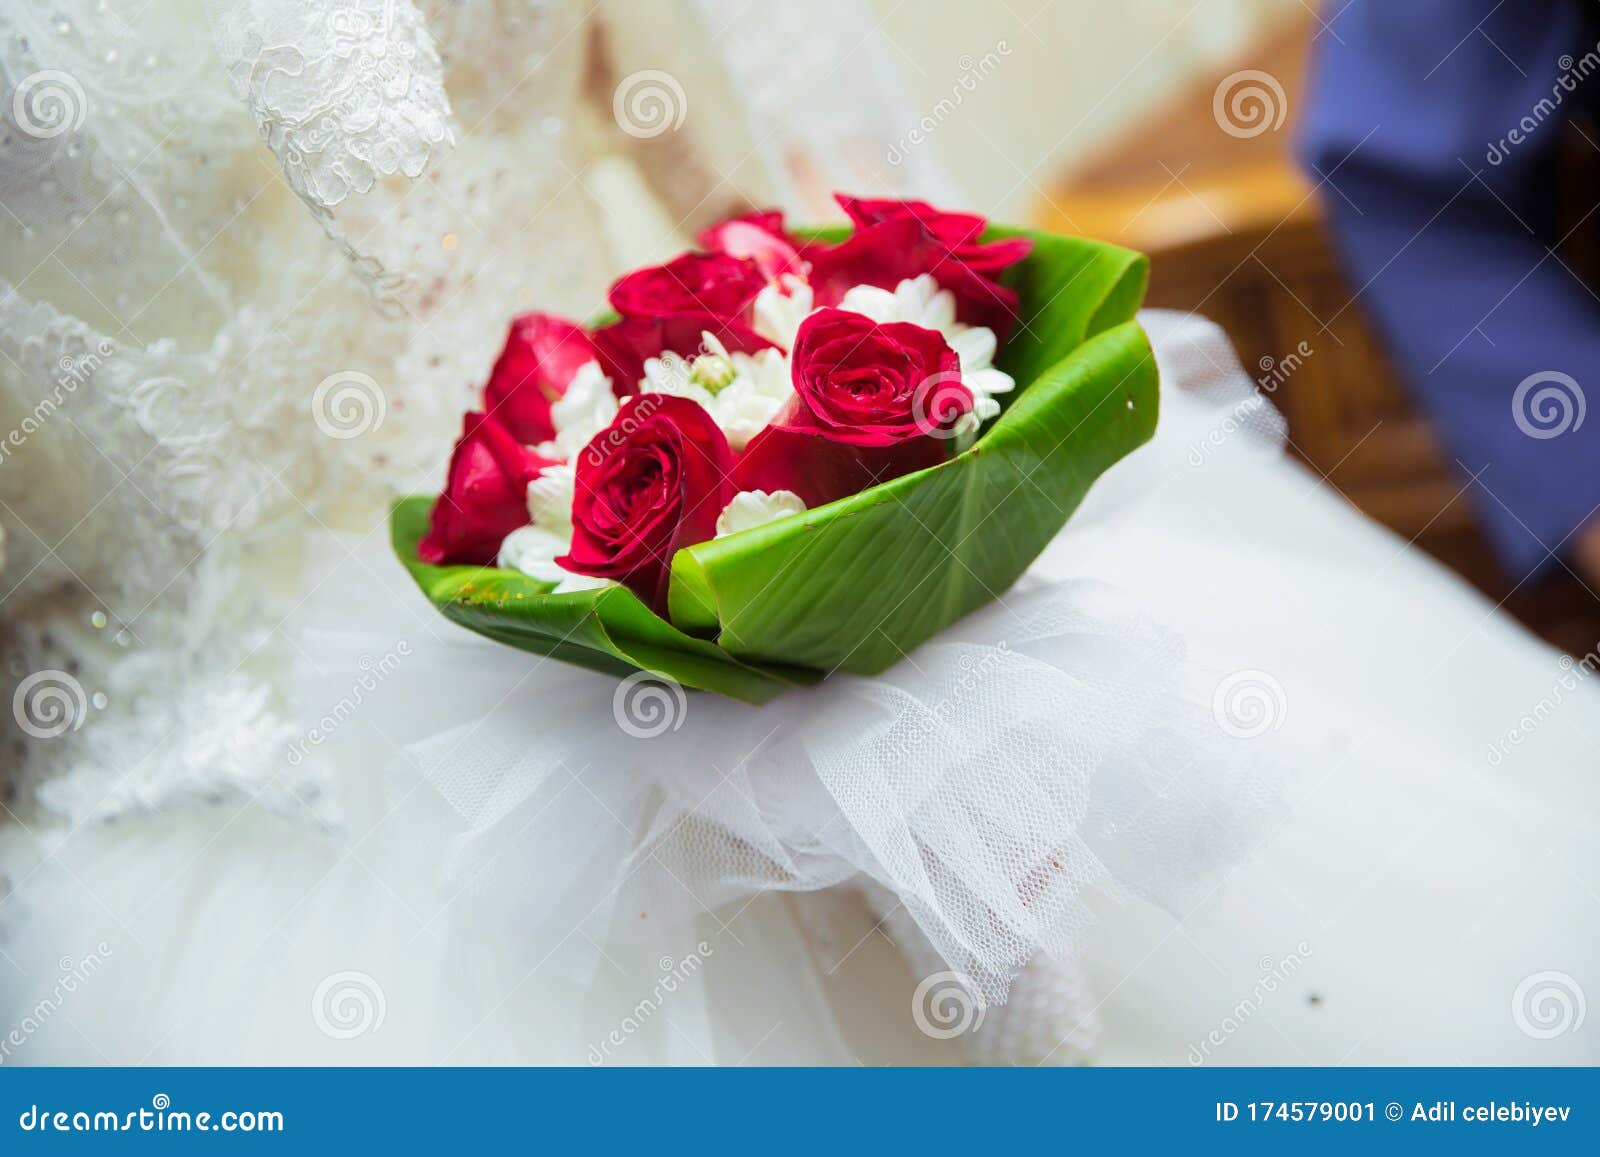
1038;13;1600;654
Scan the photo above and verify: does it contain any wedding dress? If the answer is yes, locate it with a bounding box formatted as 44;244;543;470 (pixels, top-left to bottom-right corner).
1;0;1595;1066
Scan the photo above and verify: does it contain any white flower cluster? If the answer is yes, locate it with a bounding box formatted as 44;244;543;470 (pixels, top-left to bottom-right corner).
640;334;792;452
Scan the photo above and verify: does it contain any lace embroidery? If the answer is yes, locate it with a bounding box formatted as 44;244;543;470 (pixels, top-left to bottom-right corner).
211;0;456;291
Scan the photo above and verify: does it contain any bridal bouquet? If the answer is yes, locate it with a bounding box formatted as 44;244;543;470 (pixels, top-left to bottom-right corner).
393;195;1156;702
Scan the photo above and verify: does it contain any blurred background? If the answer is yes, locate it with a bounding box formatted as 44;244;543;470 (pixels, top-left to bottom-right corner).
865;0;1600;654
871;0;1295;219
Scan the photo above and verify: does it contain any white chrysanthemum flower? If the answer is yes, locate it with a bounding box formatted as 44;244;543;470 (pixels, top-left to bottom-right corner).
716;490;807;538
497;524;574;584
525;463;575;534
837;274;1013;435
838;274;956;332
752;275;814;348
535;360;617;461
945;329;1014;434
639;349;703;403
496;463;610;592
711;346;792;450
641;333;794;451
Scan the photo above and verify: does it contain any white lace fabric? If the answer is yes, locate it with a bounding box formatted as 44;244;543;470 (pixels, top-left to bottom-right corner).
211;0;454;211
0;0;612;821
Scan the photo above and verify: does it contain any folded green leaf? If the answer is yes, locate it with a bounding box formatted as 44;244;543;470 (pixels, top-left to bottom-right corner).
392;225;1156;700
390;499;817;703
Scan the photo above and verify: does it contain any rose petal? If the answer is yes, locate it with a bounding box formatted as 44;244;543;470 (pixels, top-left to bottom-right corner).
419;412;557;566
483;313;598;445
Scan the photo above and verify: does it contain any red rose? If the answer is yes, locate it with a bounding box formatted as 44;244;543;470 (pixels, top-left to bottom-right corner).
732;308;969;507
596;251;777;391
786;307;967;444
697;210;805;280
836;196;1033;275
559;395;734;613
608;251;767;320
418;412;556;566
803;194;1032;338
483;312;598;444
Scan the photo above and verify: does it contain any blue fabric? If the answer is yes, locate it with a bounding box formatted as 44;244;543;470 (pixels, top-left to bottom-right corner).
1299;0;1600;575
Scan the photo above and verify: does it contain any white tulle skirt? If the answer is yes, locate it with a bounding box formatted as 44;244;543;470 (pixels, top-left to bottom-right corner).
3;313;1596;1065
